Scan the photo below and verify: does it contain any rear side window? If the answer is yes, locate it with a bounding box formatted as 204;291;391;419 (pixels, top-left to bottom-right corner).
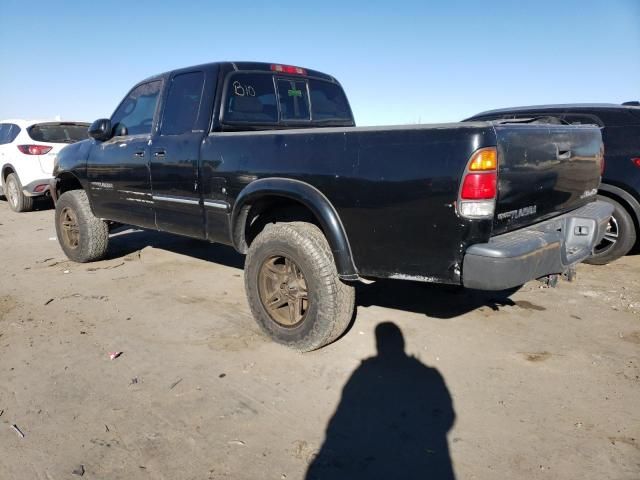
7;124;20;143
161;71;205;135
0;123;21;144
111;80;162;136
28;123;89;143
222;72;352;126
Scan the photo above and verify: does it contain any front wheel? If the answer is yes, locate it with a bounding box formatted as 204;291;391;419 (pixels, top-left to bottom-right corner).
585;196;636;265
5;173;34;212
55;189;109;263
244;222;355;352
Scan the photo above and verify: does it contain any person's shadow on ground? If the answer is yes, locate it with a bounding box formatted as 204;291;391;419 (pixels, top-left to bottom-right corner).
306;322;456;480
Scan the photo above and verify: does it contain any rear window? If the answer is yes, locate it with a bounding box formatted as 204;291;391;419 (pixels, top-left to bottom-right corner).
225;73;278;124
28;123;89;144
308;79;352;121
277;79;310;121
223;72;352;126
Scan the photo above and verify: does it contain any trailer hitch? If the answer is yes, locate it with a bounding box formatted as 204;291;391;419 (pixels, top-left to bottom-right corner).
537;274;560;288
562;266;577;282
537;266;576;288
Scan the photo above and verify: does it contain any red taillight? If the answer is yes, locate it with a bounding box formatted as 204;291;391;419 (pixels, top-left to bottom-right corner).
34;184;48;193
632;157;640;168
17;145;52;155
458;147;498;218
270;64;307;75
460;172;497;199
460;147;498;200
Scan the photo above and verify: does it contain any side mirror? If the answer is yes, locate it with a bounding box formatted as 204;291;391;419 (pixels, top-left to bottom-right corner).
88;118;112;141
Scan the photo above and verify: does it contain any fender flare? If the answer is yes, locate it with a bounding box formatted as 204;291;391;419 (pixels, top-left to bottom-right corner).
51;171;85;198
599;183;640;223
231;177;358;280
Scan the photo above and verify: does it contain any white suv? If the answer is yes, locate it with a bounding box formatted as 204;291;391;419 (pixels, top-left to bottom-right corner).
0;120;90;212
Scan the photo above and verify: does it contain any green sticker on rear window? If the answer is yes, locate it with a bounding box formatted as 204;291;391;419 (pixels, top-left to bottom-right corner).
288;89;302;97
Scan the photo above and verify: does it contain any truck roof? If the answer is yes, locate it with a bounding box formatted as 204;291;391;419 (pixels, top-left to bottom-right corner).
140;61;337;84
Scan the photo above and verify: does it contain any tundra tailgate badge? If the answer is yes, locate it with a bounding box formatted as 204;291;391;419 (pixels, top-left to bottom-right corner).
497;205;537;221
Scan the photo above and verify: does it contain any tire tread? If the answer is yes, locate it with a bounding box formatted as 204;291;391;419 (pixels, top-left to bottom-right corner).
55;190;109;262
6;173;33;213
244;221;355;351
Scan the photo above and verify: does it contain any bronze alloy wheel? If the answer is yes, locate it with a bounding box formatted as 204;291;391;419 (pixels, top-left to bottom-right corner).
258;254;309;327
60;206;80;250
244;222;355;350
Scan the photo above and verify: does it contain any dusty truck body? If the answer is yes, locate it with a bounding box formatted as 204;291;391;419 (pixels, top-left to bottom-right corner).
51;61;612;350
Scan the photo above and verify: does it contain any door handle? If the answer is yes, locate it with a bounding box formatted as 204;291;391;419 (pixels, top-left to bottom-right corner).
153;150;166;158
557;150;571;160
133;151;145;158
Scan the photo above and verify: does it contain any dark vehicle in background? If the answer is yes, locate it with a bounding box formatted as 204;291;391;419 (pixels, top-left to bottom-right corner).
466;103;640;264
51;62;611;351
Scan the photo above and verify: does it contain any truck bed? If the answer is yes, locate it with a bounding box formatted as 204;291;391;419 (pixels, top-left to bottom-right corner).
200;121;603;283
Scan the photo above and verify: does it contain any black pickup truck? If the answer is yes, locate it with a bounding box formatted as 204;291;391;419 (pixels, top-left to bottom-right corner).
51;61;612;351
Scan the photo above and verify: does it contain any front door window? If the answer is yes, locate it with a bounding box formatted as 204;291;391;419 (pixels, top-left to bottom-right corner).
111;81;162;137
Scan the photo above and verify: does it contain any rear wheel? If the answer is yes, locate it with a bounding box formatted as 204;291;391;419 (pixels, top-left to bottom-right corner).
55;190;109;263
585;195;636;265
5;173;34;213
244;222;355;352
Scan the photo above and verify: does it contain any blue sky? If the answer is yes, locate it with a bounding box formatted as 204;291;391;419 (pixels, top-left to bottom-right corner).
0;0;638;126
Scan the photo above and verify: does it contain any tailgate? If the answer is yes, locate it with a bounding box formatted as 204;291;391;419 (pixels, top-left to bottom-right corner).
493;124;603;234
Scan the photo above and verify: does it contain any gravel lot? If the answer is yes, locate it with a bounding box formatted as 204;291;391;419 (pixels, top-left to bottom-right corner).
0;199;639;480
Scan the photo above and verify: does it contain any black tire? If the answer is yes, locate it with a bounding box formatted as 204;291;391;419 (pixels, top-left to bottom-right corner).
244;221;355;352
5;173;34;212
55;190;109;263
585;195;636;265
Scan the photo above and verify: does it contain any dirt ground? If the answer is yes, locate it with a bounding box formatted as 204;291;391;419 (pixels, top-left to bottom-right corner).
0;199;638;480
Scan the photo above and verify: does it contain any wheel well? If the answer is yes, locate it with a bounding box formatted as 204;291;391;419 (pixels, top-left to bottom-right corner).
239;196;322;253
2;166;15;183
56;173;83;197
598;189;640;241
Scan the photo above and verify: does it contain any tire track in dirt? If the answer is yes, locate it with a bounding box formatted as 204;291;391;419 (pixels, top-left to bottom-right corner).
0;295;18;321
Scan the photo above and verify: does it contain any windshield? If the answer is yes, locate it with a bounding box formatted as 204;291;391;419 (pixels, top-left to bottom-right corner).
28;123;89;144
